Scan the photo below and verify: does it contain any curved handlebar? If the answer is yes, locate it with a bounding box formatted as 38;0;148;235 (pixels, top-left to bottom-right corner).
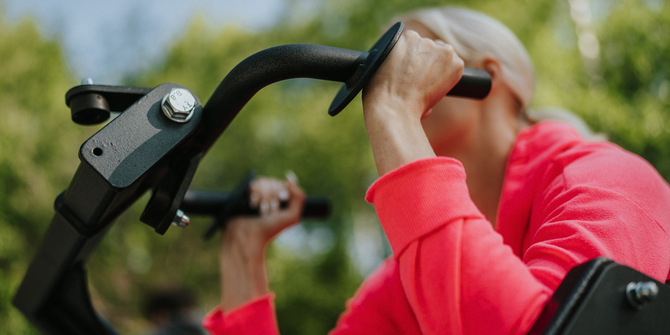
195;22;491;152
196;44;364;148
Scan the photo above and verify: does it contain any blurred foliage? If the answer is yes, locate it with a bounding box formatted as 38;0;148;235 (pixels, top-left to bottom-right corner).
2;0;670;334
0;15;88;335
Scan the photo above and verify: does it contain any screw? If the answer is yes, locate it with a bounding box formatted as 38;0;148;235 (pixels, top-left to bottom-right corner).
171;209;190;228
626;281;659;309
161;88;196;123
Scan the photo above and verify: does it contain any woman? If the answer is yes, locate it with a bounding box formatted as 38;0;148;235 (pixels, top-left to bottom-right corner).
203;7;670;334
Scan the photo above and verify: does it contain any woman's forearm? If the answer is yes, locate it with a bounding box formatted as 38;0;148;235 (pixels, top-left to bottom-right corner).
218;176;304;311
220;225;269;311
364;102;436;176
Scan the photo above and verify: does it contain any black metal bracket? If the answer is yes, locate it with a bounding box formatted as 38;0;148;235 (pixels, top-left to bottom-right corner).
66;85;153;125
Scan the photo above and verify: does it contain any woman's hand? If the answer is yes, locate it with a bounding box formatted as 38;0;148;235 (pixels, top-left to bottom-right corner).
219;172;305;311
361;30;465;175
363;29;464;119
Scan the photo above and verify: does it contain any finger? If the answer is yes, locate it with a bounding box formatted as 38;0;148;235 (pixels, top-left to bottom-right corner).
249;191;260;209
284;172;305;211
404;29;422;40
254;173;304;235
251;177;289;216
285;170;299;185
260;200;270;216
270;198;280;212
278;187;289;202
249;178;265;209
232;174;305;242
434;39;448;47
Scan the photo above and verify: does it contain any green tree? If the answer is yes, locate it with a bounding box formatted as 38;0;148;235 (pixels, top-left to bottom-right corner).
0;16;86;334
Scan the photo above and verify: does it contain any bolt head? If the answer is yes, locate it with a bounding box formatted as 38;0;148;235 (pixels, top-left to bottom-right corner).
626;281;659;309
171;209;190;228
161;88;196;123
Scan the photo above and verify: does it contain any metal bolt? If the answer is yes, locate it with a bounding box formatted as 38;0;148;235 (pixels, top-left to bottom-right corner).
161;88;196;123
626;281;659;309
171;209;190;228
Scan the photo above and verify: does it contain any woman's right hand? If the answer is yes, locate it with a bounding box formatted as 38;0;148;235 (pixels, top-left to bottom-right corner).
219;172;305;311
361;30;465;175
362;29;464;121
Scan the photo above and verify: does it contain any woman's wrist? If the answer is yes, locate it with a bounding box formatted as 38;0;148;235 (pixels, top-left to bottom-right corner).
363;88;426;120
363;103;436;176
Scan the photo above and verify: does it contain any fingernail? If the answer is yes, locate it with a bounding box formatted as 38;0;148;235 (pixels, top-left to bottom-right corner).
285;170;298;184
278;189;289;201
250;192;260;207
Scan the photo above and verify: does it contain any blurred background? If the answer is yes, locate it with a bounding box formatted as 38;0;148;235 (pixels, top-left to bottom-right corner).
1;0;669;333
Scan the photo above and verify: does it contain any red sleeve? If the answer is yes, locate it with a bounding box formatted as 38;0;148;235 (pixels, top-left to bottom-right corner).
202;294;279;335
202;260;422;335
366;157;551;335
330;258;421;335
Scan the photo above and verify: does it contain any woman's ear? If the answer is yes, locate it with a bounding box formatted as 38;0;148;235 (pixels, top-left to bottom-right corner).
480;57;502;82
478;57;524;116
477;57;507;98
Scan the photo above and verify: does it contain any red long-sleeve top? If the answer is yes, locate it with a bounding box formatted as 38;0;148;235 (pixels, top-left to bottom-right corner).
203;121;670;334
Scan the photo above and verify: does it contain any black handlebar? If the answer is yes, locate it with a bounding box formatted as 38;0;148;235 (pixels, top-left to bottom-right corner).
182;172;331;240
449;68;492;99
183;190;331;241
182;190;330;218
196;22;490;152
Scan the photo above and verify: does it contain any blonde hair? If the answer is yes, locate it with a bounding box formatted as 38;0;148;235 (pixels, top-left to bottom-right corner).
398;7;534;110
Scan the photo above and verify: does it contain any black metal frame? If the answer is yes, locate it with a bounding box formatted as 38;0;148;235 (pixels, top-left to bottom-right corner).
530;257;670;334
11;22;494;334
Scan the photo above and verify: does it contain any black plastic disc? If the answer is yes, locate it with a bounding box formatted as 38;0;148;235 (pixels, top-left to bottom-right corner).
328;22;405;116
70;93;111;125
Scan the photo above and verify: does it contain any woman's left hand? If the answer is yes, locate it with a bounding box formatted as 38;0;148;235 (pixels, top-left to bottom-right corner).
219;172;305;311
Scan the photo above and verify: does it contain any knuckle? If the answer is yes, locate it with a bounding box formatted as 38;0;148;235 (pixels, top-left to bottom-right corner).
405;29;421;39
441;43;456;56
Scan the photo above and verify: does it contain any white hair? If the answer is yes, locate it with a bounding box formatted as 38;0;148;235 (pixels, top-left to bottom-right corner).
399;7;535;110
398;7;605;141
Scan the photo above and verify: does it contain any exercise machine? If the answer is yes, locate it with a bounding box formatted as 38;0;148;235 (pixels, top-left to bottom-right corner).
12;22;669;334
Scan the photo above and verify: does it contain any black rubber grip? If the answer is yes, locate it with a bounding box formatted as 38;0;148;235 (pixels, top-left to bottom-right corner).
447;68;492;99
182;190;331;220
